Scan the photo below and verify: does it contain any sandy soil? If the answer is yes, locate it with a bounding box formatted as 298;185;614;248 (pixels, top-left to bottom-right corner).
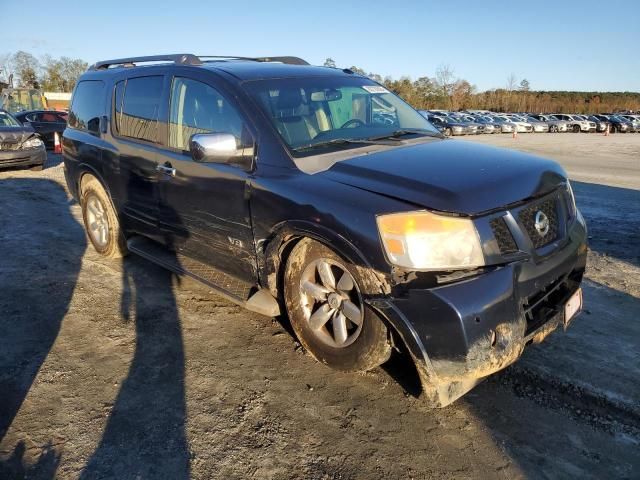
0;136;638;479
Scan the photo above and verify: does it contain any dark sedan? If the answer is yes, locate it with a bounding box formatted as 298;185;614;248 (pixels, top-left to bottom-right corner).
13;110;68;149
0;109;46;170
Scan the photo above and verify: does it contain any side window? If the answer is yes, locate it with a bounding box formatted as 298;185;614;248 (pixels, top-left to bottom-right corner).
69;80;105;135
115;76;163;143
168;77;245;151
38;112;59;122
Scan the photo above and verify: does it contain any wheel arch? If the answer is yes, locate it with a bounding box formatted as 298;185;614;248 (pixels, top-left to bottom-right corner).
259;220;430;368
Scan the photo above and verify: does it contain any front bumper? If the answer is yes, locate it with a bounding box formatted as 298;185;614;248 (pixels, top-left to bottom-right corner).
0;147;46;169
371;200;588;407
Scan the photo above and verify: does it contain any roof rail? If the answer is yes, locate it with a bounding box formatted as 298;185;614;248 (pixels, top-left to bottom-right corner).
199;55;309;65
89;54;203;70
89;54;310;71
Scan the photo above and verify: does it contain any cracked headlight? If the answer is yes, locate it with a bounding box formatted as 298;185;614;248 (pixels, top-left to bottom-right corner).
377;211;485;270
21;137;44;150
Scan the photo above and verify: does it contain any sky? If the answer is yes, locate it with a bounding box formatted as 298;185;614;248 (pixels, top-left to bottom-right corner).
1;0;638;92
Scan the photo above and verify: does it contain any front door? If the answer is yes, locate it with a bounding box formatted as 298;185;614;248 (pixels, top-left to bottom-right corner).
157;74;257;283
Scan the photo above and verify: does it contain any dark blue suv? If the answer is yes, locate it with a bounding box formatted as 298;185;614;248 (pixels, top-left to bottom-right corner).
63;54;587;407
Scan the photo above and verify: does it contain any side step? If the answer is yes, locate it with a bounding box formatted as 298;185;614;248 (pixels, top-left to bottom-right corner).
127;236;280;317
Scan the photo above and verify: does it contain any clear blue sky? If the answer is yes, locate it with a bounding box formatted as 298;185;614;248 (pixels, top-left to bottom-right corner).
2;0;638;92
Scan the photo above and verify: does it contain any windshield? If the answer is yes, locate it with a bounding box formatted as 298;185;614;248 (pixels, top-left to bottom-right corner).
244;77;439;155
0;110;21;127
1;89;45;113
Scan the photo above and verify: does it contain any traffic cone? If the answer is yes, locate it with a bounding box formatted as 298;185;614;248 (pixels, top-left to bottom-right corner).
54;131;62;154
512;128;518;139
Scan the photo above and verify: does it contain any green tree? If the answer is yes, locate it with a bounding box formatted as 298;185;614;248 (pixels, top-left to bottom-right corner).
12;51;40;88
41;56;88;92
323;57;336;68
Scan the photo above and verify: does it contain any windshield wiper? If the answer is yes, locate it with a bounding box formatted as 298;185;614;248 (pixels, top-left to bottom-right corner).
292;137;393;152
366;129;442;141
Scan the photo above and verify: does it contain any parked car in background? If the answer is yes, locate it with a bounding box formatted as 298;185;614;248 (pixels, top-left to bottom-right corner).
422;113;469;136
594;114;630;133
496;115;532;133
584;115;609;133
521;115;550;133
619;114;640;132
471;115;500;133
63;53;587;408
484;116;515;133
553;114;592;133
0;109;46;170
573;115;597;133
13;110;68;149
529;114;568;133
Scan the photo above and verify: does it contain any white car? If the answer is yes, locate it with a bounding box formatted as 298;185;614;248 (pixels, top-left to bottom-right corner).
553;114;593;133
495;115;533;133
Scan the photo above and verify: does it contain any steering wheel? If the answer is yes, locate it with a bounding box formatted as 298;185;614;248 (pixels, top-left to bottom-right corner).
340;118;366;129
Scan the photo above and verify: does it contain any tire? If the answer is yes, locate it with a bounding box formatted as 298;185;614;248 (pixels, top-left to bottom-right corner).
283;238;392;372
80;175;128;258
550;125;558;133
572;124;580;133
444;127;452;137
610;125;616;134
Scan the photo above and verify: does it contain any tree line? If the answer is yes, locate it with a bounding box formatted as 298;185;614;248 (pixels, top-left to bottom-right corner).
325;58;640;114
0;51;88;92
1;51;637;113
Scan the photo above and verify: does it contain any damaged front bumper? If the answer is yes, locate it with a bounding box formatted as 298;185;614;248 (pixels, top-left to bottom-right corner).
370;208;588;408
0;147;46;169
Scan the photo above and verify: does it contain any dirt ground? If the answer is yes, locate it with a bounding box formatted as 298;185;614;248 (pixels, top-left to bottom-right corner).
0;133;639;479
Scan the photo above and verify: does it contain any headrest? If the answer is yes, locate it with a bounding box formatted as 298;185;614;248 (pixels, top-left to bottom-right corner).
277;89;304;110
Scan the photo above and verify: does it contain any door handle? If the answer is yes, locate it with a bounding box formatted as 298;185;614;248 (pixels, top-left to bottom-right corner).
156;164;176;177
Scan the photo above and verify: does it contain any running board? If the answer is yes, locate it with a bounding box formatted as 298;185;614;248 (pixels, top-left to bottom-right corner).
127;236;280;317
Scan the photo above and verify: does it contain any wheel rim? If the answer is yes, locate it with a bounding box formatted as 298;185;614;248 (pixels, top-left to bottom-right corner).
86;194;109;248
299;258;364;348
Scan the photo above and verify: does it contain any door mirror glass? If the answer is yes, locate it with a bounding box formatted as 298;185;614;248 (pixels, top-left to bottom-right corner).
189;133;242;164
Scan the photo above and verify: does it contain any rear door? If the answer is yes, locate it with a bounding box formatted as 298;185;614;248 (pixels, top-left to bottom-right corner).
108;74;167;241
156;72;258;282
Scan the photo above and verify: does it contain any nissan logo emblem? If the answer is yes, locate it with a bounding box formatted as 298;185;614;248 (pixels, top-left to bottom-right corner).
534;211;550;237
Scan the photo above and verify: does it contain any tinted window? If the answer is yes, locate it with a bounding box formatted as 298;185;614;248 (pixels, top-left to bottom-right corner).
69;80;105;134
168;77;246;151
115;76;163;143
37;112;61;122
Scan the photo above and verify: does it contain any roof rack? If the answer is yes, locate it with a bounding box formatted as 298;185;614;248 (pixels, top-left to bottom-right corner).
89;54;309;70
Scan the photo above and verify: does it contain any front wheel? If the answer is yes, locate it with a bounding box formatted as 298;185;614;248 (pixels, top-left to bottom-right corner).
284;239;391;372
80;176;128;258
573;124;581;133
444;127;452;137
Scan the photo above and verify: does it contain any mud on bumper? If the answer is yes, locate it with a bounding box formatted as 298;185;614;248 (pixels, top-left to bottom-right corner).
370;218;588;408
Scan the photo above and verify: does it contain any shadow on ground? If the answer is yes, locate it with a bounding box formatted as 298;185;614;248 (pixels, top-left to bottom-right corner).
0;178;85;479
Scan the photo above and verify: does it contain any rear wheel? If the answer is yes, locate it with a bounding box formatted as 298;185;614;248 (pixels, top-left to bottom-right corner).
80;176;128;258
284;239;391;372
444;127;452;137
550;125;558;133
573;124;581;133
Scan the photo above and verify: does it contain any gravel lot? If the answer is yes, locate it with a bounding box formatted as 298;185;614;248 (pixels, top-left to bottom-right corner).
1;133;639;479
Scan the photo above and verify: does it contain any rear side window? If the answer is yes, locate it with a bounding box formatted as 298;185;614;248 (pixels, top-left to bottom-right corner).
114;76;163;143
69;80;105;134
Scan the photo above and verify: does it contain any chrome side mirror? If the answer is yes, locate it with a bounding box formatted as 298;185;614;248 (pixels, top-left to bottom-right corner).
189;133;242;164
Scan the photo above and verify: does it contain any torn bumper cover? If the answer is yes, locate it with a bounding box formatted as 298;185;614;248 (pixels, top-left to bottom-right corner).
370;217;587;408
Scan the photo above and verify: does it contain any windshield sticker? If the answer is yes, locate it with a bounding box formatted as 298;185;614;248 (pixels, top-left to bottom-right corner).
362;85;388;94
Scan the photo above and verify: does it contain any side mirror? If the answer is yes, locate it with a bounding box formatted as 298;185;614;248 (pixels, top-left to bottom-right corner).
189;133;252;166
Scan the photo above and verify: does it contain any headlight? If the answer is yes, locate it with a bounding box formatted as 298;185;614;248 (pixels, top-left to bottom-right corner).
376;211;485;270
21;137;43;149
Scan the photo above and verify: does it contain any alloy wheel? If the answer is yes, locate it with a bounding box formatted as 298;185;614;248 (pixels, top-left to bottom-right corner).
86;194;109;248
299;258;364;348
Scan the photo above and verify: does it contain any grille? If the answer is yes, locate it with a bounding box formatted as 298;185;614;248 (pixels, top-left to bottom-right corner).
0;142;20;151
518;198;559;249
490;217;518;254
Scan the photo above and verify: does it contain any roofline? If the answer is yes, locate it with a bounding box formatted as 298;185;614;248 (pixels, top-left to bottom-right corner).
89;54;309;70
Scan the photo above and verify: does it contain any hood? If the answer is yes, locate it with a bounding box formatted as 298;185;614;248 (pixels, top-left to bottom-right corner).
321;139;566;216
0;126;35;146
